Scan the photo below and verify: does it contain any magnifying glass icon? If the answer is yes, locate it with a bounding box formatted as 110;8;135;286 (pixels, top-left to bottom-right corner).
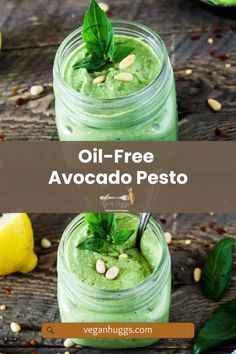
47;326;55;335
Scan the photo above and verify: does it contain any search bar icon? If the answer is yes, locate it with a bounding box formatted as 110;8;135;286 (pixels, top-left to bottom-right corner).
42;322;195;339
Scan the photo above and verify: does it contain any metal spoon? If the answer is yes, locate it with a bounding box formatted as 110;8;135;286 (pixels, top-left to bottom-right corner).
136;213;152;250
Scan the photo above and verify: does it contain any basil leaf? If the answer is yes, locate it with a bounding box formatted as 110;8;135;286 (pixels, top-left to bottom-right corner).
193;298;236;354
73;57;106;71
109;45;134;63
85;213;107;239
111;229;134;245
201;238;235;301
100;213;116;235
77;237;108;253
82;0;114;59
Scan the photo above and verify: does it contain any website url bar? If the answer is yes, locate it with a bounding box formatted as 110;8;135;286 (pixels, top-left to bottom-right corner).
42;322;194;339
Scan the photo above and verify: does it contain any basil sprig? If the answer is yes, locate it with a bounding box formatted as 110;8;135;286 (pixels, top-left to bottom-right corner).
77;213;134;253
193;298;236;354
73;0;134;72
201;238;235;301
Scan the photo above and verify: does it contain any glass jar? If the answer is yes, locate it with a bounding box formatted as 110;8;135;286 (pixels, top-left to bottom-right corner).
53;20;178;141
57;213;171;349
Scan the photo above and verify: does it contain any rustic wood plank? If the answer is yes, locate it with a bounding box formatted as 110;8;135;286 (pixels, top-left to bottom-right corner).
1;0;236;49
0;213;235;352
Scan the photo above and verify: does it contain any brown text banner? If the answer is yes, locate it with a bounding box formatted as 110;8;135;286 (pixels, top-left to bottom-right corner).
0;141;236;212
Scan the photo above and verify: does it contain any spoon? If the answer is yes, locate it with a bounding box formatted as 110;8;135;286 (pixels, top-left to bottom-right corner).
136;213;152;250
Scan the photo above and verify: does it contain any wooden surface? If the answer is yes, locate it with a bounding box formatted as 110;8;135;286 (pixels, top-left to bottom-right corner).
0;0;236;353
0;213;236;353
0;0;236;141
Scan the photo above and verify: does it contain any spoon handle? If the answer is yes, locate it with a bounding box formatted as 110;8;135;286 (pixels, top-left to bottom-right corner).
136;213;152;250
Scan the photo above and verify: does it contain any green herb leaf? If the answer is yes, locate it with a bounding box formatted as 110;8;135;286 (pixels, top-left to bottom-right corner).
82;0;114;59
109;45;134;63
201;237;235;301
111;229;134;245
85;213;107;239
193;298;236;354
77;237;108;253
100;213;116;235
73;57;106;71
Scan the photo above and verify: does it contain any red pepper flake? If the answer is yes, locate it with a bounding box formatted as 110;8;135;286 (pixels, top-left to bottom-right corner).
190;34;200;41
212;28;222;38
11;86;18;95
0;134;4;141
218;54;229;61
5;287;11;296
15;97;26;106
207;71;212;76
215;127;223;137
200;226;206;232
229;24;236;31
216;226;228;235
208;221;215;229
209;50;215;57
160;217;166;225
30;339;38;347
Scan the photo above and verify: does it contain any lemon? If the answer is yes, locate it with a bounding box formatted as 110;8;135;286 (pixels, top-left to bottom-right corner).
0;213;37;276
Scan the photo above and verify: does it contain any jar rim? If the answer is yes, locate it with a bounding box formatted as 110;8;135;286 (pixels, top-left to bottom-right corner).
53;19;169;108
58;213;170;300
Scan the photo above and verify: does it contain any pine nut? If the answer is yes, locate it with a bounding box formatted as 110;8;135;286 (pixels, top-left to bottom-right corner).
208;98;222;111
119;253;128;259
41;238;51;248
185;239;192;245
98;2;109;12
194;268;202;282
164;232;172;244
64;352;71;354
30;85;44;96
10;322;21;333
119;54;136;69
96;259;106;274
105;266;119;280
208;38;214;45
0;305;6;311
93;75;106;84
185;69;192;75
225;63;232;69
114;73;133;82
64;338;74;348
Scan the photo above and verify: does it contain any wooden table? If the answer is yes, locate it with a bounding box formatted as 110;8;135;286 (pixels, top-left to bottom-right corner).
0;213;236;354
0;0;236;353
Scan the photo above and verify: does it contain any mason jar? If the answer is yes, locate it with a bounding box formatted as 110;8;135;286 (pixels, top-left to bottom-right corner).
53;20;178;141
57;213;171;349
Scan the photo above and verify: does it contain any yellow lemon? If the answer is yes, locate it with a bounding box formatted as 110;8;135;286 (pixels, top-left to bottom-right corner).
0;213;37;276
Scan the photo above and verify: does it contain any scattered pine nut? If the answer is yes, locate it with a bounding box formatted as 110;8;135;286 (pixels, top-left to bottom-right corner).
41;238;51;248
208;98;222;112
119;54;136;69
119;253;128;259
185;239;192;245
93;75;106;84
208;38;214;45
194;268;202;282
185;69;192;75
10;322;21;333
96;259;106;274
30;85;44;96
105;266;119;280
225;63;232;69
64;338;75;348
64;352;71;354
114;73;133;82
164;232;172;244
0;305;6;311
98;2;109;12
